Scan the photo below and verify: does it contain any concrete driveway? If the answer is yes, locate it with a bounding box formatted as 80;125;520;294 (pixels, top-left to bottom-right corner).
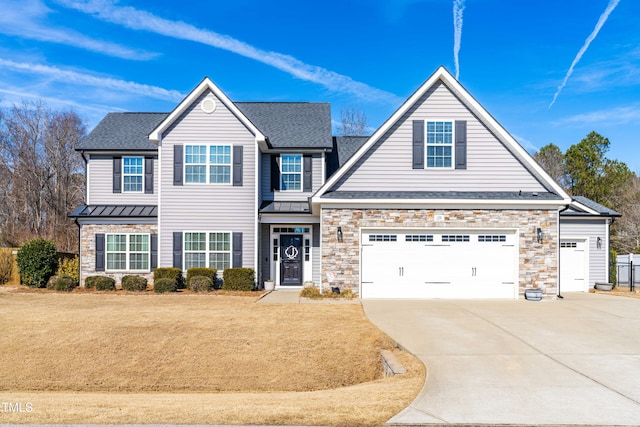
363;292;640;425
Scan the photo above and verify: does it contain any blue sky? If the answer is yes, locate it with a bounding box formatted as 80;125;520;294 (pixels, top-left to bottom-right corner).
1;0;639;172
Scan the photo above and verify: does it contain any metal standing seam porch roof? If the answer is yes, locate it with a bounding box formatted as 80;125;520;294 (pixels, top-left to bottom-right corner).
69;205;158;218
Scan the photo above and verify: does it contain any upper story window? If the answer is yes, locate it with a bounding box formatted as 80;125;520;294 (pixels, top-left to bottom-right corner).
185;145;232;184
426;121;453;168
280;154;302;191
123;157;143;192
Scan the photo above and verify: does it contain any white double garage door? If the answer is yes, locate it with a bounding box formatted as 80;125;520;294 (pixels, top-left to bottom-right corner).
361;229;518;299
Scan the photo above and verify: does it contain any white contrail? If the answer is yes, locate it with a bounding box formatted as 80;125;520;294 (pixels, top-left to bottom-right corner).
549;0;620;108
55;0;402;105
0;59;184;102
453;0;465;80
0;0;158;60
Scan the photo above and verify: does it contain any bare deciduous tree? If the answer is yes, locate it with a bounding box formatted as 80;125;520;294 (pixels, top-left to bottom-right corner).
0;101;86;251
340;106;368;136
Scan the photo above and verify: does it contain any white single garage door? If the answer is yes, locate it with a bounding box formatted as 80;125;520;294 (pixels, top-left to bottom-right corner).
361;229;517;299
560;240;587;292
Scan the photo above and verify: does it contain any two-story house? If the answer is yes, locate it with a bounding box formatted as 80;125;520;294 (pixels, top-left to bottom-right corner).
71;67;618;298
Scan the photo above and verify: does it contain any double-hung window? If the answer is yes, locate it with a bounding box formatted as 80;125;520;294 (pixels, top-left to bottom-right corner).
123;157;143;192
185;145;231;184
426;121;453;168
280;154;302;191
184;232;231;271
106;234;149;271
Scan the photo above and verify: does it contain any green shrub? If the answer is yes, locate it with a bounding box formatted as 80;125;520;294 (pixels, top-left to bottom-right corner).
54;275;78;292
57;256;79;284
94;276;116;291
222;268;255;291
16;239;58;288
84;275;100;289
154;268;184;288
47;274;61;289
300;286;322;299
154;278;177;293
186;268;217;287
121;275;148;291
0;249;14;285
189;275;214;292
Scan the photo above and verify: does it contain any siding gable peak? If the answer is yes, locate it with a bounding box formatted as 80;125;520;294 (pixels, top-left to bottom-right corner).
148;77;266;145
313;66;570;204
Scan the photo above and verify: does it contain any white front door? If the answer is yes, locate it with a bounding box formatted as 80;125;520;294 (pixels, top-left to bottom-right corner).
560;240;587;292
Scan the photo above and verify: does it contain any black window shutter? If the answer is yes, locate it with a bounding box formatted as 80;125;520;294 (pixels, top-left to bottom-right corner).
232;232;242;268
233;145;243;186
412;121;424;169
173;145;183;186
113;157;122;193
455;120;467;170
303;155;312;192
95;234;105;272
150;234;158;270
270;155;280;191
145;157;154;194
173;232;182;269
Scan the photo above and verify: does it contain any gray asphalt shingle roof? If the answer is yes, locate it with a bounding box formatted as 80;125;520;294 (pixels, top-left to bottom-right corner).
563;196;621;217
321;191;564;200
326;136;370;177
235;102;332;149
78;103;332;151
77;113;168;151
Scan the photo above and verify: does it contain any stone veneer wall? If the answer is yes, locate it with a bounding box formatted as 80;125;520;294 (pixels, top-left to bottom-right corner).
80;223;158;287
321;208;558;298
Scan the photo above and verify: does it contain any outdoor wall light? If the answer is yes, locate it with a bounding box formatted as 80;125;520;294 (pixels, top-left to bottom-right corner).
597;236;602;249
337;226;343;242
537;227;543;244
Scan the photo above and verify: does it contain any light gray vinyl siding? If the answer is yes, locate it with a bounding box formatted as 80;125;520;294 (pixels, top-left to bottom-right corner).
331;81;547;193
159;90;257;270
87;154;158;204
260;153;323;202
561;218;608;287
312;223;320;285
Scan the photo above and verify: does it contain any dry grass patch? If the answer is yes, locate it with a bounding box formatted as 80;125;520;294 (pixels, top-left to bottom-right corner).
0;292;394;392
0;290;425;425
593;288;640;299
0;351;424;425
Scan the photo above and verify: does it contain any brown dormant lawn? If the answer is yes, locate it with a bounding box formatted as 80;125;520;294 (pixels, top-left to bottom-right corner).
0;288;424;425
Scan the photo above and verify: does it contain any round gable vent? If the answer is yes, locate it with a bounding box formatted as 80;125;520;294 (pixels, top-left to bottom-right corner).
201;97;216;114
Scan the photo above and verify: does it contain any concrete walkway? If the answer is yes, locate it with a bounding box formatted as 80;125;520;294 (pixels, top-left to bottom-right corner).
363;293;640;426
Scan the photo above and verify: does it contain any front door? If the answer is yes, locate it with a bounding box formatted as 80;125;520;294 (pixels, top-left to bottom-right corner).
280;234;303;286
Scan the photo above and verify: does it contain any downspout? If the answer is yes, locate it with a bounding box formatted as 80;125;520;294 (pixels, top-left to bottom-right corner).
74;218;81;286
557;204;571;299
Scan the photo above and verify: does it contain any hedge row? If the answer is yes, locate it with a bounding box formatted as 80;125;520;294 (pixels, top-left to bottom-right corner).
41;267;255;292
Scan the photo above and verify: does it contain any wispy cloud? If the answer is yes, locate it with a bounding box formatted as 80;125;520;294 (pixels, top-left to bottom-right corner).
453;0;465;80
512;133;539;154
0;86;124;114
553;103;640;126
0;0;158;61
548;0;621;108
0;59;184;102
55;0;402;105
